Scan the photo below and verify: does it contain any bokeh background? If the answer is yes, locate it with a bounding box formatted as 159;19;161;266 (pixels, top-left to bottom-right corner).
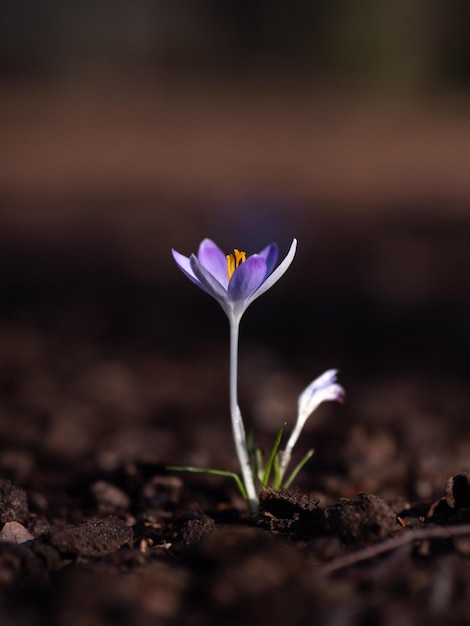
0;1;469;498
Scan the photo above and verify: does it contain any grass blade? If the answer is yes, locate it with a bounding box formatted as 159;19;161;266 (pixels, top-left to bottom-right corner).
281;449;314;490
262;423;286;488
167;465;248;501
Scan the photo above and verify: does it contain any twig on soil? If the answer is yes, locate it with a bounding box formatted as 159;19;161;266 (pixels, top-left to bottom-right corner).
322;524;470;575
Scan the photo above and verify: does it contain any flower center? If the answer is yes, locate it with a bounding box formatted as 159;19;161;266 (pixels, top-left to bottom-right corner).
226;249;246;280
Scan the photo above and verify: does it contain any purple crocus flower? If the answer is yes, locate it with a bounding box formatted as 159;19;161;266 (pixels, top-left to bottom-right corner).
170;237;344;510
172;238;297;322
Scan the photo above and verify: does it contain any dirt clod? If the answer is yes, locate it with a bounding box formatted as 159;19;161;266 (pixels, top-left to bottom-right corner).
446;473;470;511
180;516;215;546
326;492;399;544
0;480;29;524
49;515;133;557
258;488;327;537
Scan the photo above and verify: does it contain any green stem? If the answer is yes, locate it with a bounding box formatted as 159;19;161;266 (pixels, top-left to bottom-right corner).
229;318;259;514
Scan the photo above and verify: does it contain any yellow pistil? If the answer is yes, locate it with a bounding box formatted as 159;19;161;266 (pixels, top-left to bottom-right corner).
226;249;246;280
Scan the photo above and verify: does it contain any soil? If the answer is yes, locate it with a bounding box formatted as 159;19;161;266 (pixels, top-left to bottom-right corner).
0;209;470;626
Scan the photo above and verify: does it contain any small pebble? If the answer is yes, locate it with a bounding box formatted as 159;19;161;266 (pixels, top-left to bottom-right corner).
0;521;35;544
91;480;130;512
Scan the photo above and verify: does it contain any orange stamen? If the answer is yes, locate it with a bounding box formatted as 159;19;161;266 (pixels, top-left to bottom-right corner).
226;249;246;280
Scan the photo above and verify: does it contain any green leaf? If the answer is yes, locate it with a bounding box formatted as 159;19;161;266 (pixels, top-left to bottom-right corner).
255;448;264;483
282;449;314;490
262;423;286;488
273;454;281;490
167;465;248;501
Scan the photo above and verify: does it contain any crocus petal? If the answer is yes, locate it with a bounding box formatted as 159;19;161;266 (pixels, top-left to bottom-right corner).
197;239;229;289
258;243;279;277
172;249;207;292
298;369;339;416
297;369;345;428
300;384;345;421
228;255;267;303
245;238;297;307
190;254;230;304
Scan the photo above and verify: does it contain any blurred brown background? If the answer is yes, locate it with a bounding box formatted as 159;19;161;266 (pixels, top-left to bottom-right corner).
0;0;469;382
